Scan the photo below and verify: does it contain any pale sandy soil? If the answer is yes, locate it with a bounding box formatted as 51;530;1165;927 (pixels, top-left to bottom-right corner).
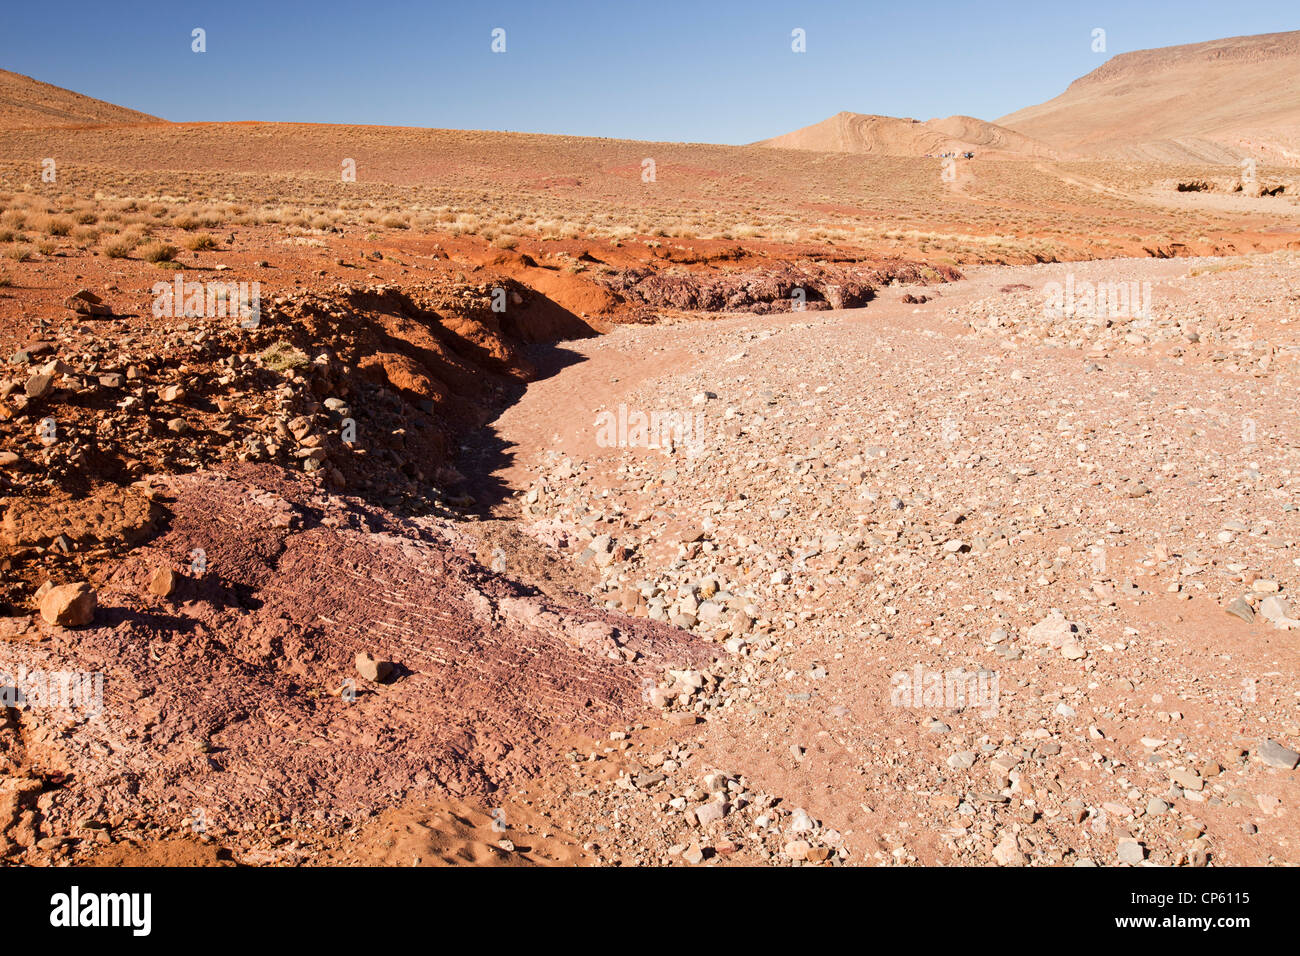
465;253;1300;866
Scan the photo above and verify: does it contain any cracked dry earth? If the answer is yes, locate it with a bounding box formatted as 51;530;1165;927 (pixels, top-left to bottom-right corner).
483;252;1300;866
5;252;1300;867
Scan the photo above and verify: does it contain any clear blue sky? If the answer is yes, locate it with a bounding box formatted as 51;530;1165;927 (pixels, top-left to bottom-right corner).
1;0;1295;143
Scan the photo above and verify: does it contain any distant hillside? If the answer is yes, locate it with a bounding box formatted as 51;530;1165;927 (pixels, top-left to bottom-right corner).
0;69;161;129
754;111;1060;160
997;31;1300;164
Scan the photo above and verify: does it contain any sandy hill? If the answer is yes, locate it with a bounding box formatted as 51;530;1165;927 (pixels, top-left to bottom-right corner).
753;111;1061;159
997;31;1300;164
0;68;161;129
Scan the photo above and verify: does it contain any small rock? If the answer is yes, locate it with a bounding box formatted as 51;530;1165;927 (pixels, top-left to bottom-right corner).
1256;739;1300;770
1027;610;1078;648
1224;597;1255;623
992;832;1027;866
149;567;178;598
1117;839;1145;864
65;289;112;316
355;651;395;684
788;808;815;833
1259;596;1298;629
694;801;727;826
947;751;977;769
783;840;811;861
25;374;53;399
38;582;96;628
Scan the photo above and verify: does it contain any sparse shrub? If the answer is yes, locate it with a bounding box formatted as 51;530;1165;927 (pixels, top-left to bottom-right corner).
0;274;12;287
380;214;409;230
4;245;34;262
101;234;137;258
184;233;218;251
139;240;178;263
260;341;308;372
36;240;56;256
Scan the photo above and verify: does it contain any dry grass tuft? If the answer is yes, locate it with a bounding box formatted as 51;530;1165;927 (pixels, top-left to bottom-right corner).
138;239;178;263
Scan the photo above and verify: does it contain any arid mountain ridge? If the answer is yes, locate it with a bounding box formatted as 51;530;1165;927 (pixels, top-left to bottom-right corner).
0;69;160;129
996;30;1300;163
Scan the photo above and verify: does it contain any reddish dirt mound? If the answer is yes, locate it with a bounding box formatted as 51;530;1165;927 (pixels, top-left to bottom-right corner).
0;465;711;862
0;277;596;611
267;281;597;492
599;259;961;314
